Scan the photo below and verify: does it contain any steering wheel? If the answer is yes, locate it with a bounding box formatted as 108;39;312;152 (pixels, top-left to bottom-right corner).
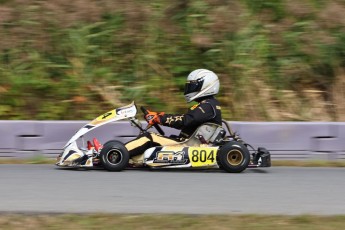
140;106;165;136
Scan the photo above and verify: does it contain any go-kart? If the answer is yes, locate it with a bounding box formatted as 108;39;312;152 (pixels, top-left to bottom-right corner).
56;102;271;173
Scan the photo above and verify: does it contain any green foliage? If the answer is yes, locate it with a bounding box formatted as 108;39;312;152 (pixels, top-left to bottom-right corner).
243;0;286;21
0;0;344;121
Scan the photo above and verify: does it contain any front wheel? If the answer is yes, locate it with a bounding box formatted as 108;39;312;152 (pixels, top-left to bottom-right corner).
218;141;250;173
100;140;130;171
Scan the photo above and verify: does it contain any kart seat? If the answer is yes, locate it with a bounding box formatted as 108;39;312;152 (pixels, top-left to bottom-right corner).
179;123;226;147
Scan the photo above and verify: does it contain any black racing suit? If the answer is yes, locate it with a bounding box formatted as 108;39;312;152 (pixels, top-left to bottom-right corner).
160;96;222;140
125;96;222;157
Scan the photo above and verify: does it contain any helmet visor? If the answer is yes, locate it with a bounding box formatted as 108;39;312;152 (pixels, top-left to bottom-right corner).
184;79;204;95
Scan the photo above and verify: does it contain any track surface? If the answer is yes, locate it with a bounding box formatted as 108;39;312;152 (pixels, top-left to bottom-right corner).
0;165;344;215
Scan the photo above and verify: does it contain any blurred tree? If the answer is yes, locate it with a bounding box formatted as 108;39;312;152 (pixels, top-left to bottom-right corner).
0;0;344;121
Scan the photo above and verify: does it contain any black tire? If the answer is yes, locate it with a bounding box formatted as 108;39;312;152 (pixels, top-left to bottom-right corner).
100;140;130;171
218;141;250;173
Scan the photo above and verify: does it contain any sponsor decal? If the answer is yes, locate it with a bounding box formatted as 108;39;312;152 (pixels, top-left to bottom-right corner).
101;112;113;119
95;110;116;121
153;151;187;164
116;107;135;116
190;104;199;110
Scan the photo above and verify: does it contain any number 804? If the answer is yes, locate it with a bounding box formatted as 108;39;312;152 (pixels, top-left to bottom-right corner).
191;150;215;162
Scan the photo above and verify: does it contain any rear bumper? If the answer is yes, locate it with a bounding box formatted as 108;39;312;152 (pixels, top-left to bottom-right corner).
248;147;271;168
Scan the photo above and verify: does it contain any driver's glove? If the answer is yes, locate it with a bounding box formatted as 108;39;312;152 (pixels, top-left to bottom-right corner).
145;111;165;126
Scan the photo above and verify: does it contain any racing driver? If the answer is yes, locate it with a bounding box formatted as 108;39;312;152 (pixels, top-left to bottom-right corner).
126;69;222;164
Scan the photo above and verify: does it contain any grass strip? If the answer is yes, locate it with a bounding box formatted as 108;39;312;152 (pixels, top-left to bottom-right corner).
0;214;345;230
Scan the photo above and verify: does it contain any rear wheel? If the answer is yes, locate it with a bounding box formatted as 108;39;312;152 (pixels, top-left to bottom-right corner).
100;140;129;171
218;141;250;173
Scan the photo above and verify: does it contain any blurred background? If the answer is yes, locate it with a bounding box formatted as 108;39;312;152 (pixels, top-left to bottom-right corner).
0;0;344;121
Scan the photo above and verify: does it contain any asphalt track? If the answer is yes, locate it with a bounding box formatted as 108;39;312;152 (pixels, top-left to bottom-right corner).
0;165;344;215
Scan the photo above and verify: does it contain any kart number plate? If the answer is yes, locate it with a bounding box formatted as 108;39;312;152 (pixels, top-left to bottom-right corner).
188;147;218;167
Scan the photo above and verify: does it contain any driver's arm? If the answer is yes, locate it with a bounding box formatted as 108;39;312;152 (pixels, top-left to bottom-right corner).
160;102;215;129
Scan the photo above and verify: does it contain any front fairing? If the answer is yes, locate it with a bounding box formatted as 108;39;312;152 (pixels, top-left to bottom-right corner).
58;102;137;167
63;102;137;149
57;141;91;167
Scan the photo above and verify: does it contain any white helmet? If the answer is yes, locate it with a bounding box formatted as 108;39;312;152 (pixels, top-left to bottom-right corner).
184;69;220;102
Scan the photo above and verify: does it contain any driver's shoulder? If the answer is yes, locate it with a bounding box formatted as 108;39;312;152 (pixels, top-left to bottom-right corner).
199;98;218;110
